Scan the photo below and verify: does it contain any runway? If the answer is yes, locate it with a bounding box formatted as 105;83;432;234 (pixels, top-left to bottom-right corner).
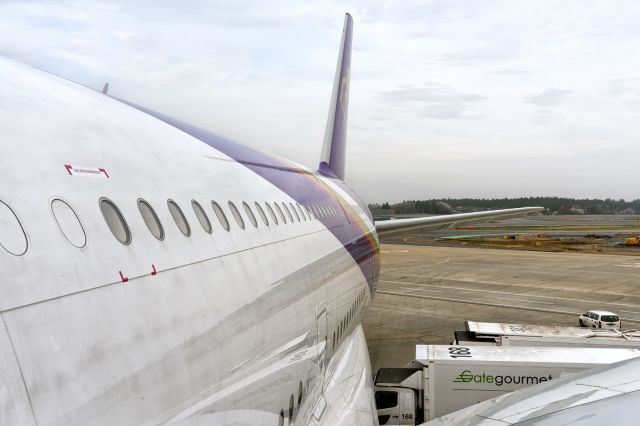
364;244;640;371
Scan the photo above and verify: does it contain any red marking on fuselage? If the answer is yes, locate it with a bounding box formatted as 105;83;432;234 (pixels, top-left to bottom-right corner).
64;164;73;175
151;264;157;276
99;168;110;178
119;271;129;283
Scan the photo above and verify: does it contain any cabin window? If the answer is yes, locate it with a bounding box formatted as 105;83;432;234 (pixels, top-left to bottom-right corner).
282;202;294;223
51;199;87;248
265;202;278;225
192;200;212;234
212;201;230;231
254;202;269;226
0;200;28;255
243;202;258;227
289;202;300;222
274;203;286;224
229;202;245;229
168;200;191;237
100;198;131;245
296;203;306;221
289;394;294;418
138;199;164;240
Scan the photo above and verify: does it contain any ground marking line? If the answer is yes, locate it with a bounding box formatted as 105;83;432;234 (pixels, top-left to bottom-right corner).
375;290;640;324
399;286;443;293
380;279;640;309
496;297;554;305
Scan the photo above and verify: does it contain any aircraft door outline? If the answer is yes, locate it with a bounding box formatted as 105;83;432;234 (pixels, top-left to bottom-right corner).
315;302;328;388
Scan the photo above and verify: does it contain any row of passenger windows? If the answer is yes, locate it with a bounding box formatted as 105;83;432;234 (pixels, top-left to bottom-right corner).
331;289;367;352
101;198;352;245
0;195;368;256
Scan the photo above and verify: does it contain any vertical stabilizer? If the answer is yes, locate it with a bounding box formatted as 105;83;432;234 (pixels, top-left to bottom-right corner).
319;13;353;181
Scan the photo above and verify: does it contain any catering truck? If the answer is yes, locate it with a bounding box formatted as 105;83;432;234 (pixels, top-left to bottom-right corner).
454;321;640;349
374;345;640;425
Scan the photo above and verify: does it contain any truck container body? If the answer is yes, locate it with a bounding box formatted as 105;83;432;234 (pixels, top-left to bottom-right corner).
374;345;640;425
500;334;640;349
465;320;640;340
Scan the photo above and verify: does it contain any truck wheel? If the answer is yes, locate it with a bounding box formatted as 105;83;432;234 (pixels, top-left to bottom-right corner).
579;319;584;327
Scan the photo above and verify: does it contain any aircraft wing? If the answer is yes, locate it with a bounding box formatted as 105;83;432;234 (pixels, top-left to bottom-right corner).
424;356;640;425
374;207;544;237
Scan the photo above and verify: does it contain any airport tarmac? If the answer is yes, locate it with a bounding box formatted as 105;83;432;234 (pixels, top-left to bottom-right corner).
364;243;640;372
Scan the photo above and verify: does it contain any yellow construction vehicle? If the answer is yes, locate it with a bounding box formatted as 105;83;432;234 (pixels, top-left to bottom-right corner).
625;236;640;245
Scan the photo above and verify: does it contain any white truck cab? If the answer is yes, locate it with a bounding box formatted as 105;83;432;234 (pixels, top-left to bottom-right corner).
375;386;417;425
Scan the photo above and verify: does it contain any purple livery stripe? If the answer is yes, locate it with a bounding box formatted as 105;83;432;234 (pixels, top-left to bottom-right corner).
120;101;379;294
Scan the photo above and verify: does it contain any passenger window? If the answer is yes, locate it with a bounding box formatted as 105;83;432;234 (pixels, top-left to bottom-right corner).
0;200;28;255
274;203;286;224
100;198;131;245
243;202;258;227
296;203;306;221
254;202;269;226
138;199;164;240
282;202;294;222
265;202;279;225
212;201;230;231
289;202;300;221
51;199;87;248
192;200;212;234
228;202;245;229
168;200;191;237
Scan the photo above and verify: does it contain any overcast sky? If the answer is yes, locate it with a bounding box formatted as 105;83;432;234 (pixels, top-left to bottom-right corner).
2;0;640;203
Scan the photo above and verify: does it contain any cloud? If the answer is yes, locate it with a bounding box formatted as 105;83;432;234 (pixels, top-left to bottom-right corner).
525;89;571;107
485;69;532;75
3;1;640;202
377;83;487;119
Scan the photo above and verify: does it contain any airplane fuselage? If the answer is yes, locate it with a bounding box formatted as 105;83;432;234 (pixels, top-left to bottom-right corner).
0;57;380;424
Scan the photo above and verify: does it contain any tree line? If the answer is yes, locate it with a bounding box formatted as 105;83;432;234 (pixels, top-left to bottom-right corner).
369;197;640;215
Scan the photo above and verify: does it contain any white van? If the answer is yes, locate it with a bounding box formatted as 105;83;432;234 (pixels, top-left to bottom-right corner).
579;310;621;329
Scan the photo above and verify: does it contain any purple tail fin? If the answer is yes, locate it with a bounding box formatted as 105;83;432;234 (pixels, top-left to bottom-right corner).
319;13;353;181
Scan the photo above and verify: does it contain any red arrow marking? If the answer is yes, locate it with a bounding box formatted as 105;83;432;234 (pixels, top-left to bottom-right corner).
151;264;157;276
64;164;73;175
119;270;129;283
99;168;110;178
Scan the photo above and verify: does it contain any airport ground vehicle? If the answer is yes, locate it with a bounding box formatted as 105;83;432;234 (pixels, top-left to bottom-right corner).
625;236;640;245
454;325;640;348
373;345;639;425
579;310;621;329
